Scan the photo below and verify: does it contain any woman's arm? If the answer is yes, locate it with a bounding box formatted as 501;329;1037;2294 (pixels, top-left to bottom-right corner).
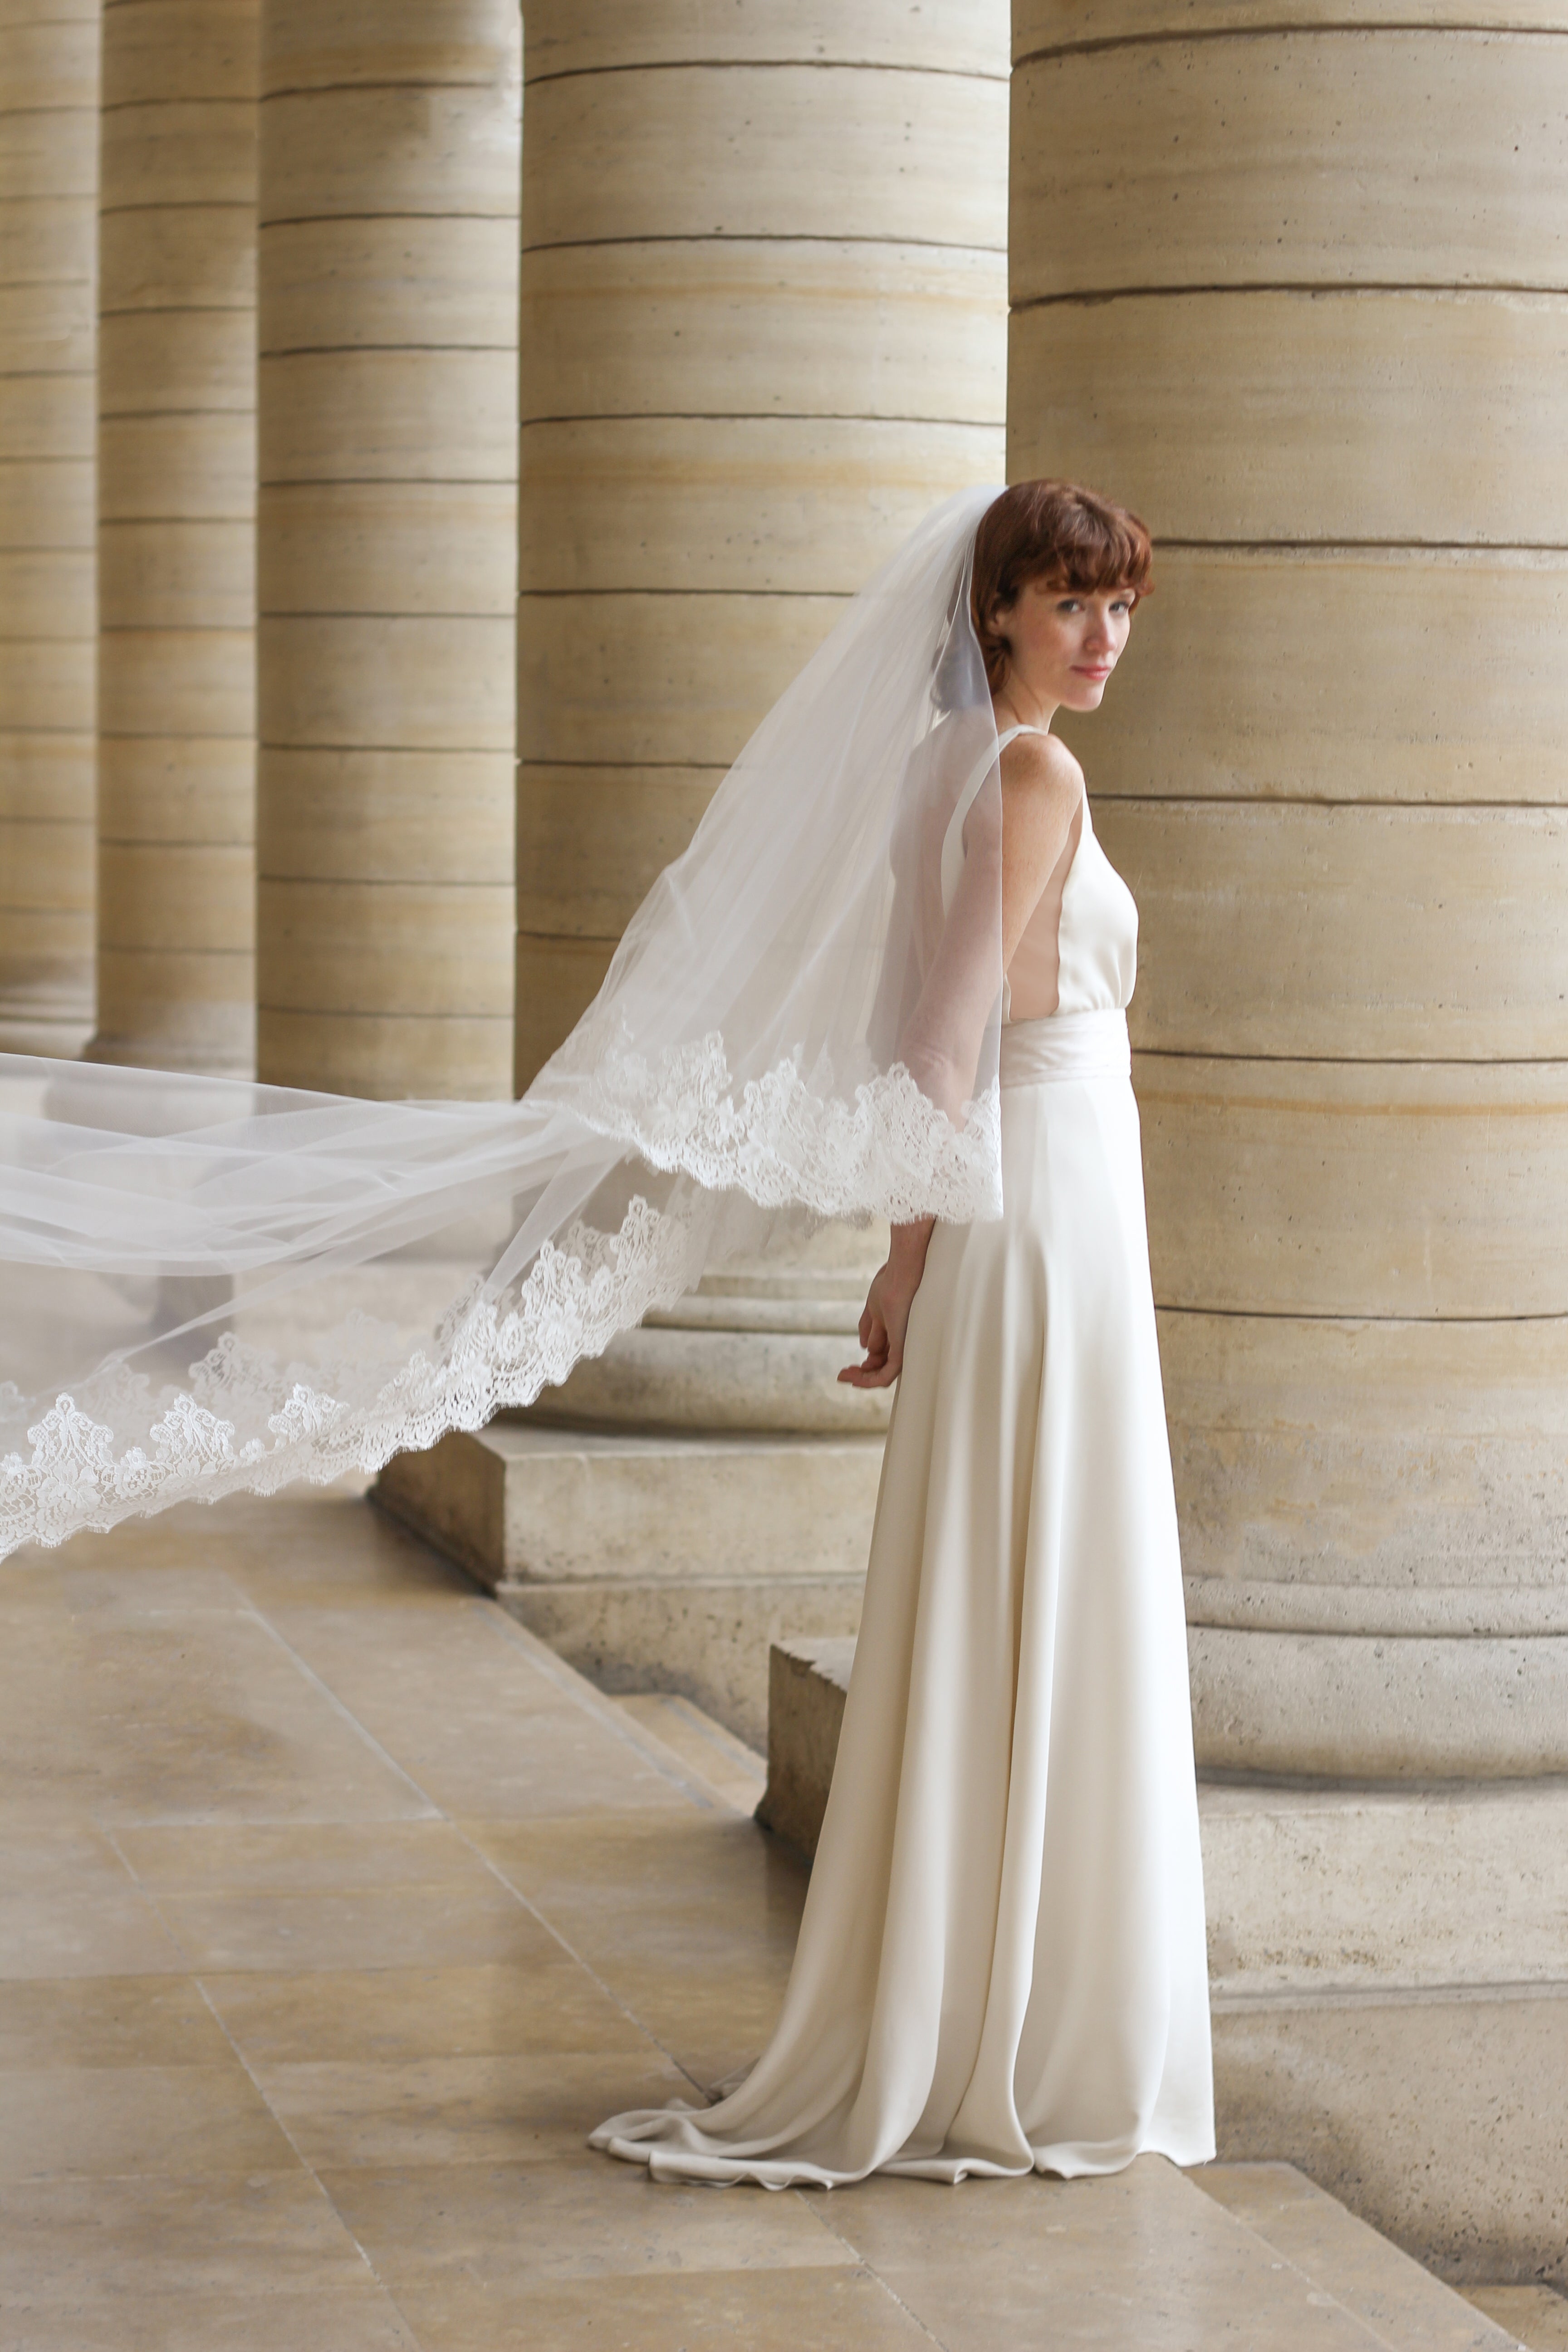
838;1215;936;1389
840;731;1085;1389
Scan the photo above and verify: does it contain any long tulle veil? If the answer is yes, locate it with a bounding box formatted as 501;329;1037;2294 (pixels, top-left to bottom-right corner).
0;486;1006;1558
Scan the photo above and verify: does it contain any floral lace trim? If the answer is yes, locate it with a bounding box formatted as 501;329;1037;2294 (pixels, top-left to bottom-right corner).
0;1192;706;1559
538;1024;1003;1227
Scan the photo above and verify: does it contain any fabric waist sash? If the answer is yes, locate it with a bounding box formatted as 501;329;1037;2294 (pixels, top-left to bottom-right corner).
999;1008;1130;1088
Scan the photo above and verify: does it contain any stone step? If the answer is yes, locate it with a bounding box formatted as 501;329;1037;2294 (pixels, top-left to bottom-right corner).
1196;2165;1520;2351
377;1421;883;1586
615;1691;767;1814
374;1424;878;1746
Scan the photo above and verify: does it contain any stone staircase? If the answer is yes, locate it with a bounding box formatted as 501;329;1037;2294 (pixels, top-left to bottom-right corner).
375;1250;886;1749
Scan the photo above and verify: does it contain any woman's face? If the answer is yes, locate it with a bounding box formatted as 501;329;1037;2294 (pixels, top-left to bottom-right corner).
997;579;1135;714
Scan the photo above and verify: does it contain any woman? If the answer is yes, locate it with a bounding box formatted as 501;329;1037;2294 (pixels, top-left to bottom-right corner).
0;483;1210;2190
591;480;1215;2185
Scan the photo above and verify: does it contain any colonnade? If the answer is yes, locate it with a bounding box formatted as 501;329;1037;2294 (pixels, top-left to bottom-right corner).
0;0;98;1054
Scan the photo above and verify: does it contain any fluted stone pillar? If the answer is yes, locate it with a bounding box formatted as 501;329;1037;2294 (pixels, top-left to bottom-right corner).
1011;0;1568;2279
92;0;257;1073
0;0;98;1054
255;0;519;1099
378;1;1011;1742
514;0;1010;1084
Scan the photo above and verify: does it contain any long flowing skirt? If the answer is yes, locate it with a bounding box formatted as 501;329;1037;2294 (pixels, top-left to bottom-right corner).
592;1053;1215;2185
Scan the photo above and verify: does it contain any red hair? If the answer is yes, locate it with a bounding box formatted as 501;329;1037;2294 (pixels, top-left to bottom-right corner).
971;479;1153;693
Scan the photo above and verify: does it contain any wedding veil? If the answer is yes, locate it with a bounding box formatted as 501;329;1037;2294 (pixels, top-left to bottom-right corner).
0;485;1006;1557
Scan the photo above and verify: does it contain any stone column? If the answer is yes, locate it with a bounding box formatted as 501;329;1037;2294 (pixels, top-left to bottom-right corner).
0;0;98;1055
514;0;1010;1083
92;0;257;1073
1010;0;1568;2282
380;1;1011;1743
255;0;519;1099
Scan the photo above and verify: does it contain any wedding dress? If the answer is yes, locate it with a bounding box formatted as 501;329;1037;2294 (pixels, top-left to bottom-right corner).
591;736;1215;2185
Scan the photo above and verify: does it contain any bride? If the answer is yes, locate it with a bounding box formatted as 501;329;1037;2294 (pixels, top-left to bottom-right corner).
0;475;1212;2187
591;478;1215;2186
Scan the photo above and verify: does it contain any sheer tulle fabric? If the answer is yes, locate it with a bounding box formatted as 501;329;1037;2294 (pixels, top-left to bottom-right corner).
0;488;1007;1557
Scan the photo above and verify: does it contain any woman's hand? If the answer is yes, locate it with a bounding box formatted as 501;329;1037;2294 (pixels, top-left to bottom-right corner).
838;1219;935;1389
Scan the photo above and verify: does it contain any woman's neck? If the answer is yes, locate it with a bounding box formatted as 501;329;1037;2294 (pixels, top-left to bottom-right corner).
992;680;1059;735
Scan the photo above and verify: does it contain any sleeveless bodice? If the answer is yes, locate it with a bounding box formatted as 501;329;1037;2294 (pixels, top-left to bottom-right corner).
934;720;1140;1023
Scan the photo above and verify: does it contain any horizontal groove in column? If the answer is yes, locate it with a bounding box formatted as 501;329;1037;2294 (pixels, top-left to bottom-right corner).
98;202;256;220
101;305;252;321
526;59;1010;88
1014;282;1568;309
1158;1301;1568;1325
250;609;505;622
255;1004;510;1020
1135;1049;1568;1065
1014;23;1568;68
257;740;505;755
259;79;505;103
519;410;999;429
260;877;509;892
260;212;515;231
527;230;1006;258
260;344;512;360
513;587;852;602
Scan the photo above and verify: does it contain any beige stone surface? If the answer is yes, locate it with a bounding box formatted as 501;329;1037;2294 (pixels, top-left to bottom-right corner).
1009;291;1568;546
1138;1054;1568;1318
525;63;1007;251
1213;1992;1568;2289
515;591;847;768
256;0;519;1100
1105;801;1568;1060
522;240;1008;424
0;1485;1536;2330
1160;1310;1568;1593
0;0;97;1054
515;2;1009;1092
530;0;1010;77
90;0;258;1075
1014;33;1568;295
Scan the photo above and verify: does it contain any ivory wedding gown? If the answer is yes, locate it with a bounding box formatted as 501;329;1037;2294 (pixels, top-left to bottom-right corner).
593;734;1215;2185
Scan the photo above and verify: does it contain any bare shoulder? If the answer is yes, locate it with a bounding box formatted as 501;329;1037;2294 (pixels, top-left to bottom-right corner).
999;727;1084;808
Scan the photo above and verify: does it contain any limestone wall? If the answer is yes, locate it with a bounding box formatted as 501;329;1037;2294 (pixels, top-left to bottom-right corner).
93;0;257;1073
255;0;520;1098
0;0;98;1055
514;0;1010;1086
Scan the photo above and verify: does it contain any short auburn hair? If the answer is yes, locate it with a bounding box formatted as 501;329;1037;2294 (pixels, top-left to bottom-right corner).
971;479;1153;693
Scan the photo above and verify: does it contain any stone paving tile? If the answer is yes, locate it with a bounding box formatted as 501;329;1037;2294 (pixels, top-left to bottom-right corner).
0;2285;420;2352
204;1955;657;2067
320;2150;851;2286
0;2061;298;2180
265;1602;702;1820
825;2156;1399;2352
249;2052;698;2171
116;1819;496;1895
152;1878;548;1975
0;1831;188;1980
1199;2163;1517;2351
0;2173;372;2302
377;2259;934;2352
0;1587;430;1828
0;1975;233;2070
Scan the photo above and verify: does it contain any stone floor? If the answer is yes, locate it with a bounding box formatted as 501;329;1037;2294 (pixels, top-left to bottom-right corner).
0;1482;1557;2350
